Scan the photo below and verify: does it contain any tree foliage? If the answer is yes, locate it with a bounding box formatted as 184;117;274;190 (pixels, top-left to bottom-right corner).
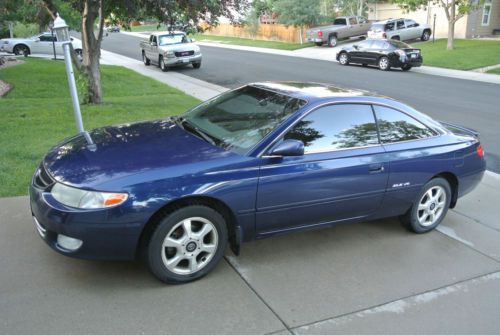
273;0;323;27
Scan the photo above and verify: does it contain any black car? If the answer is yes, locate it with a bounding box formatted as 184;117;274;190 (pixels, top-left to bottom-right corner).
336;39;423;71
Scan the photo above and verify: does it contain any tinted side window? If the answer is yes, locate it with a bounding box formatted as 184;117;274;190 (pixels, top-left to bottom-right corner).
371;40;386;49
385;22;395;30
374;105;435;143
39;34;55;42
284;104;379;153
405;19;417;28
396;20;405;30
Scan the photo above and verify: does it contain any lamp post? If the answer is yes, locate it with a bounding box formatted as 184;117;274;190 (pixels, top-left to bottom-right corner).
53;14;94;148
48;21;57;60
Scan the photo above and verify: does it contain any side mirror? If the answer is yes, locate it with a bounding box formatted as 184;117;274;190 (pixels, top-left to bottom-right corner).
70;37;74;41
151;42;157;46
267;139;304;157
353;44;358;49
415;23;420;27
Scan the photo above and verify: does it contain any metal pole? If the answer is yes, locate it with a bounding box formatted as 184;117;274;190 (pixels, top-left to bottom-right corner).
62;42;84;134
433;14;436;43
51;28;57;60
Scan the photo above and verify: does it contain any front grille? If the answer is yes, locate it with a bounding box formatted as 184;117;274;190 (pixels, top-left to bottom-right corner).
175;50;194;57
33;164;54;190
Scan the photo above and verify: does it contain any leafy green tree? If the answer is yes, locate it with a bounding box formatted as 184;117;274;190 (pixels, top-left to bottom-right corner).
390;0;481;50
272;0;323;43
43;0;248;105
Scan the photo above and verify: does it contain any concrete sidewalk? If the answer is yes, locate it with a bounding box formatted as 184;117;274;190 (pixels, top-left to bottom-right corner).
122;31;500;85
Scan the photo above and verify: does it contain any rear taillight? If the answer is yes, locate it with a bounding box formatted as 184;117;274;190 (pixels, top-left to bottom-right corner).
318;31;323;38
395;49;405;56
477;144;485;158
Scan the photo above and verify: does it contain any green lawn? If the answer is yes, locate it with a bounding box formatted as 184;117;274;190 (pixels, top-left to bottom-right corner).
192;34;314;50
130;23;168;32
417;39;500;70
487;67;500;75
0;58;199;197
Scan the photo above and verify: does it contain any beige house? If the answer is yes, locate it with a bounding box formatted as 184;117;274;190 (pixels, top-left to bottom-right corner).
368;0;500;38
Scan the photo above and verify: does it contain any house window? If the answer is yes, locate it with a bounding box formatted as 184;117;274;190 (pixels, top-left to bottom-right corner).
482;1;492;26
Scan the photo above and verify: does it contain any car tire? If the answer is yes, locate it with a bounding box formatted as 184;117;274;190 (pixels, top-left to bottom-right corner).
378;56;390;71
315;42;323;47
338;52;349;65
401;64;412;71
400;177;451;234
145;205;228;284
328;35;337;47
13;44;30;56
391;36;400;41
142;51;150;66
192;62;201;69
159;56;168;72
421;30;431;41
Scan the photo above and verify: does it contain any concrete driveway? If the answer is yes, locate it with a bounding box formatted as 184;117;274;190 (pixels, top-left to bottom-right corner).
1;172;500;335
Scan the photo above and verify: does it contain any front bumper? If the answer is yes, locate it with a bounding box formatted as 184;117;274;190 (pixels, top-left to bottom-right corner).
164;54;202;66
29;184;144;261
0;44;13;53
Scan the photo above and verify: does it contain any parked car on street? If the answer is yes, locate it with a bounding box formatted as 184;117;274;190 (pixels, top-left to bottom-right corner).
368;18;432;41
30;82;485;284
0;32;82;56
140;31;201;71
106;26;120;33
307;16;372;47
337;39;423;71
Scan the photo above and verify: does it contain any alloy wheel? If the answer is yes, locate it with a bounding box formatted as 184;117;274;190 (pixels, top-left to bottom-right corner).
417;186;446;227
161;217;218;275
379;57;389;70
339;53;348;65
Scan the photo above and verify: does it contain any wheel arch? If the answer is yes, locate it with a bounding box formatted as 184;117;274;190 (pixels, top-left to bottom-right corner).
432;172;459;208
136;195;241;259
14;43;30;54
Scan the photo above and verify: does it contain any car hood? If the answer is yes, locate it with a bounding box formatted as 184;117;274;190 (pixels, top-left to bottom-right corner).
43;119;235;189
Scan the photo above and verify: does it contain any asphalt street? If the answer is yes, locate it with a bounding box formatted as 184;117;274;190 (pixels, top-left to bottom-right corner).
97;32;500;173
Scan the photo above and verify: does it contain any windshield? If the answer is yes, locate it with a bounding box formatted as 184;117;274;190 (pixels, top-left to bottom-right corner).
180;86;307;155
333;18;347;25
158;34;188;46
388;40;411;49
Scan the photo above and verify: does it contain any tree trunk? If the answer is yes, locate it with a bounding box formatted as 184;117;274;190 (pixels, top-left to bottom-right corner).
81;0;104;104
299;25;303;44
447;0;456;50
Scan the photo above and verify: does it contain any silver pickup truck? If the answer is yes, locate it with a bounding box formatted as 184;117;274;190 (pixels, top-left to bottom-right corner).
140;31;202;71
307;16;372;47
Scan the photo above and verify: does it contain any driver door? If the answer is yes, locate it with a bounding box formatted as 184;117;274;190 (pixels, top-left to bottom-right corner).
256;103;389;235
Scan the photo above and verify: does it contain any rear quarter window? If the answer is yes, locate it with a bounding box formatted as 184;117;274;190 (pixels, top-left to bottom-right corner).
373;105;435;143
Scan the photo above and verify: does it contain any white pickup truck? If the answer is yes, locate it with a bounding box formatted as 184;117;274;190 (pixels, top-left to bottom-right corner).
140;31;202;71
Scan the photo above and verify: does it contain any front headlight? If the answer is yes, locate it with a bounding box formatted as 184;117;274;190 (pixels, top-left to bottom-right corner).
194;49;201;55
51;182;128;209
165;50;175;58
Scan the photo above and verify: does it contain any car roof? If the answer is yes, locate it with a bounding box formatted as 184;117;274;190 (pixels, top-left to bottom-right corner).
249;81;386;102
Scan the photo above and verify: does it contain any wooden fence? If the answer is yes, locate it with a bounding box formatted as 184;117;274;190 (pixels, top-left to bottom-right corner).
206;23;308;43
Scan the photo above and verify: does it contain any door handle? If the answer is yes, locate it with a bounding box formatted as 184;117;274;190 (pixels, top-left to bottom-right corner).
369;164;385;173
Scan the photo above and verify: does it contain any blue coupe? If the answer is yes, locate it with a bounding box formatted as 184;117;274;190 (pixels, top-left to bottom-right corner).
30;82;485;283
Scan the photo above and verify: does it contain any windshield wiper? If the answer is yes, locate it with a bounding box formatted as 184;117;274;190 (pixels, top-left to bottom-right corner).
175;117;216;146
